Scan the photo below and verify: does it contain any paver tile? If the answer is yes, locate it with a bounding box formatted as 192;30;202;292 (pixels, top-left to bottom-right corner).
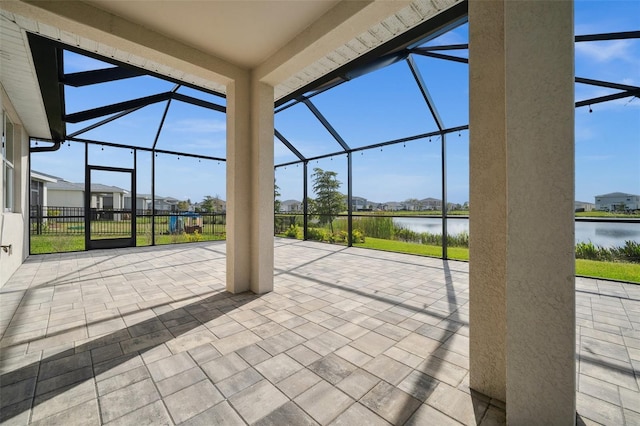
31;379;96;422
287;345;322;366
229;379;289;424
1;241;639;425
30;399;100;426
104;400;172;426
155;366;208;397
308;353;358;385
99;378;160;423
361;381;421;425
362;354;412;385
216;367;263;397
329;402;390;426
255;353;304;383
276;368;323;399
164;379;223;424
350;332;395;357
146;352;196;382
336;368;380;400
253;401;319;426
97;365;150;396
577;392;624;425
295;380;354;426
201;352;249;382
405;403;462;426
180;401;245;426
426;382;489;425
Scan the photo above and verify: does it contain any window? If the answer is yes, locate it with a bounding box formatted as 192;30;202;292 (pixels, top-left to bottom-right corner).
2;112;15;212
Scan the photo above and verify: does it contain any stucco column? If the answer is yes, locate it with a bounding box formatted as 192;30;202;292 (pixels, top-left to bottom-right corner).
226;75;274;294
468;0;507;401
469;1;575;423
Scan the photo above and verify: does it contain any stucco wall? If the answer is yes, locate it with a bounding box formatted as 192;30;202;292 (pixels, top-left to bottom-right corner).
48;190;84;208
1;85;29;287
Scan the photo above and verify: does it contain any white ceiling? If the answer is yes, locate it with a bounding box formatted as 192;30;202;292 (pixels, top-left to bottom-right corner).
88;0;342;69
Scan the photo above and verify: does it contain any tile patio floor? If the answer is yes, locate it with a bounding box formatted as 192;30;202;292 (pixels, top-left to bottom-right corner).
0;238;638;425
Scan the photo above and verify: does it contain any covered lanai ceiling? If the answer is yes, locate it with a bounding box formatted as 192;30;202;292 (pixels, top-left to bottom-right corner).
0;0;463;142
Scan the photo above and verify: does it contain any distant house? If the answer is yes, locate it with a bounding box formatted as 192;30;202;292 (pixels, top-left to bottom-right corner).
350;196;368;211
46;180;128;211
420;197;442;211
382;201;403;211
595;192;640;211
280;199;302;213
574;201;594;212
124;194;152;211
154;196;180;212
30;171;57;207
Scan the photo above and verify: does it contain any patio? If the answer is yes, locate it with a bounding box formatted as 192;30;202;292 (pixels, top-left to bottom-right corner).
0;238;638;425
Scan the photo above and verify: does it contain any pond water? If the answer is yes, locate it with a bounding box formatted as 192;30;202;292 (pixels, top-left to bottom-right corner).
393;217;640;248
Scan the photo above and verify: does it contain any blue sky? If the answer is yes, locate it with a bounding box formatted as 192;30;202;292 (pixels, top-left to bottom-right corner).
32;1;639;206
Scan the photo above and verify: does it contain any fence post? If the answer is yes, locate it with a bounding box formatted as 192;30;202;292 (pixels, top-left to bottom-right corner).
37;205;42;235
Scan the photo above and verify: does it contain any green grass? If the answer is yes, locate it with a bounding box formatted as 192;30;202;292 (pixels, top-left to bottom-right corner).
576;259;640;283
30;232;225;254
355;237;469;259
356;237;639;283
575;211;640;218
30;235;85;253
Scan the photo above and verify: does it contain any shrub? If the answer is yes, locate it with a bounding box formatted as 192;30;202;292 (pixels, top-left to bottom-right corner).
352;229;365;243
186;230;203;242
611;240;640;263
576;240;640;263
307;227;334;243
284;225;301;239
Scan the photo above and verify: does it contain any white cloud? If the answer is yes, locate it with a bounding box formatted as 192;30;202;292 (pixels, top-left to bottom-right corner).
575;40;634;63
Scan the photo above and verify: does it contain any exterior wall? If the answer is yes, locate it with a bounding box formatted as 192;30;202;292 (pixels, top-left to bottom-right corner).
1;85;30;287
48;189;84;208
575;202;594;212
595;194;640;211
280;201;302;212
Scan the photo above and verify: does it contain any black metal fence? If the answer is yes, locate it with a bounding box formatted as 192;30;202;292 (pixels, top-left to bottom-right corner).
30;205;84;235
30;205;226;237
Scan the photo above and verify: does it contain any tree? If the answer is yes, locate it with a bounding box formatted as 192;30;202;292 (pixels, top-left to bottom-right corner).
200;195;224;213
311;168;345;233
274;179;281;213
177;199;191;211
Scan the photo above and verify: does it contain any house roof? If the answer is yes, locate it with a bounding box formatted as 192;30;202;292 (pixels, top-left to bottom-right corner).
47;180;83;191
595;192;640;198
30;170;58;183
47;180;128;194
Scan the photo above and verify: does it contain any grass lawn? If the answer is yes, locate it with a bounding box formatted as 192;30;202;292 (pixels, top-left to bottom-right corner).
356;237;639;283
30;232;225;254
355;237;468;259
576;259;640;283
575;211;640;218
30;235;85;254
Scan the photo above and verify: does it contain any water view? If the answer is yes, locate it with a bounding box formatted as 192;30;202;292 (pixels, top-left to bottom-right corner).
394;217;640;248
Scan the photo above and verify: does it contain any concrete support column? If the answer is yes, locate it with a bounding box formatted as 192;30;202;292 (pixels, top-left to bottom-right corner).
226;75;275;294
469;1;575;424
